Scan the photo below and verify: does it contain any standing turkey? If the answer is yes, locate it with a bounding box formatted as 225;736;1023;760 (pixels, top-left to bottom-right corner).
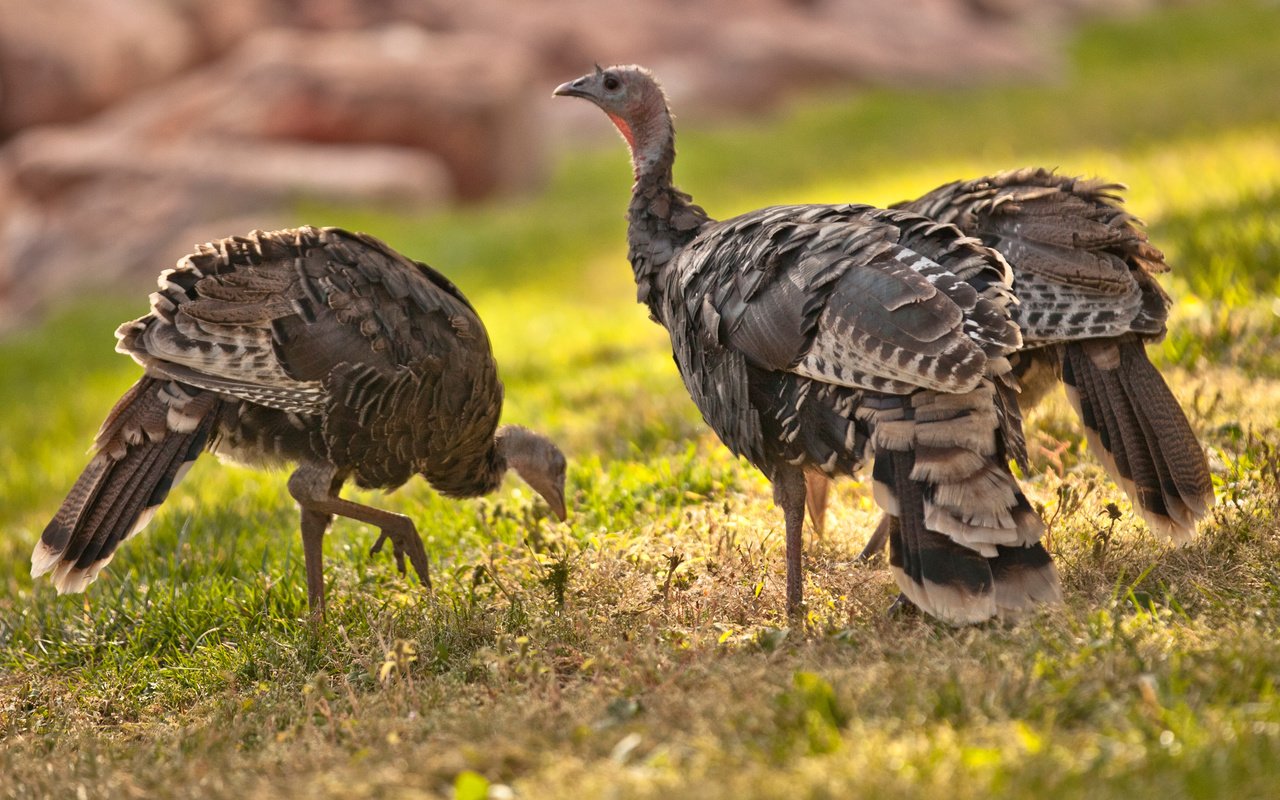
807;170;1215;558
32;226;568;615
556;65;1059;624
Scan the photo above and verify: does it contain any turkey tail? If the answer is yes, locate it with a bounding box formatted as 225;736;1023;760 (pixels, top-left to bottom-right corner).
32;378;218;594
1061;335;1214;543
864;382;1060;624
877;452;996;624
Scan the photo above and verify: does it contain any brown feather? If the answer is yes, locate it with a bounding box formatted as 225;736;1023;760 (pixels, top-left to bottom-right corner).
900;169;1211;541
37;227;563;604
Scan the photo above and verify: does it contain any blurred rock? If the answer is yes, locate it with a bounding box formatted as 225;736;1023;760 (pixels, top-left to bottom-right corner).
0;0;197;135
15;26;545;201
0;0;1194;332
193;26;547;200
381;0;1049;111
0;163;23;309
171;0;283;56
0;23;541;328
10;127;452;206
1;125;451;331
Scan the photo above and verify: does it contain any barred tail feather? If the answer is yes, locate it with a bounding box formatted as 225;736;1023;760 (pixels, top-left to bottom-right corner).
878;453;996;624
1062;337;1213;543
866;382;1060;625
990;543;1060;618
33;378;217;594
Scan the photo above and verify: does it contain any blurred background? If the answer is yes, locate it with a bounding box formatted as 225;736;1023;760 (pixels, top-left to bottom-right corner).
0;0;1214;330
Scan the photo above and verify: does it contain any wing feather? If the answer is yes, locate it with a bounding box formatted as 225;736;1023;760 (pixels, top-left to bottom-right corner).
676;204;1019;396
116;226;490;415
897;168;1170;342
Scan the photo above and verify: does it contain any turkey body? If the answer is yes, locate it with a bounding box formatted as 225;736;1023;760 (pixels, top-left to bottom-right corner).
898;169;1214;542
658;204;1055;623
149;227;506;493
557;65;1060;624
33;226;566;613
827;169;1215;559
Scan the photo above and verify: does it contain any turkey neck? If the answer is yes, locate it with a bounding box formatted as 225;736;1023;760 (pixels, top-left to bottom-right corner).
623;102;710;315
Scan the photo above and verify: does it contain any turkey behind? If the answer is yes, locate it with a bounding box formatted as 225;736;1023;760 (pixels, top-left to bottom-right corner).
901;169;1213;541
817;170;1215;559
33;227;567;614
556;64;1060;624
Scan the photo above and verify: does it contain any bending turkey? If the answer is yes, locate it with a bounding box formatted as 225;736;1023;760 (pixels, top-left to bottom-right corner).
555;65;1059;624
809;170;1215;558
32;226;567;614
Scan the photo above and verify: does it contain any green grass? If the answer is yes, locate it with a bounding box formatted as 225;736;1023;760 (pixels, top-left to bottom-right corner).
3;1;1280;797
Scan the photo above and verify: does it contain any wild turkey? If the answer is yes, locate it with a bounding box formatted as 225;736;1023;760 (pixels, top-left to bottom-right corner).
807;170;1215;558
556;65;1059;624
31;226;567;615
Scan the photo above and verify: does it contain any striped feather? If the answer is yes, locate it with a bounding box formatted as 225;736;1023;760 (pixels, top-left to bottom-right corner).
1062;338;1213;542
864;387;1057;623
899;168;1212;541
33;378;217;594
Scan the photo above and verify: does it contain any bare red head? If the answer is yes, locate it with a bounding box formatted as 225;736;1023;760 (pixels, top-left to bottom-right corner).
554;64;674;177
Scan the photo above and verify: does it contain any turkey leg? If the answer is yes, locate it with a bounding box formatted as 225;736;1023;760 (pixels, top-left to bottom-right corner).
804;471;829;539
288;462;433;617
857;515;892;562
299;507;333;615
774;467;807;620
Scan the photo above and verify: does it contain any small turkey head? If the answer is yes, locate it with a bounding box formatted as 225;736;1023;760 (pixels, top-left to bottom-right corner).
554;64;672;175
496;425;568;521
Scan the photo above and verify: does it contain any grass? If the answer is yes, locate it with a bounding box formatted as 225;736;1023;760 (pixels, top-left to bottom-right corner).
2;1;1280;797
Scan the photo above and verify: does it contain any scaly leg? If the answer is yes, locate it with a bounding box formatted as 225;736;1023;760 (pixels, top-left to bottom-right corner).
774;467;807;620
300;507;333;617
288;462;432;610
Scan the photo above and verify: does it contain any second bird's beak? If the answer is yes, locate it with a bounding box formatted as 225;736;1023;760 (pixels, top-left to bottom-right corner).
547;489;568;522
553;77;593;100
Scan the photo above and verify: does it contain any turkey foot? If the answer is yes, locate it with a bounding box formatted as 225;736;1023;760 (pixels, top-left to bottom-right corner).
368;521;432;589
886;592;918;618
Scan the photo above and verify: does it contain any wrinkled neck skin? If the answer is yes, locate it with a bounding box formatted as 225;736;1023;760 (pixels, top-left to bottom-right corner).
620;101;710;317
618;104;674;181
492;424;526;480
493;424;547;488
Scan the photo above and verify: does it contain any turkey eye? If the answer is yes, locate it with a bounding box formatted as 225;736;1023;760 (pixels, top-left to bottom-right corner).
603;75;621;91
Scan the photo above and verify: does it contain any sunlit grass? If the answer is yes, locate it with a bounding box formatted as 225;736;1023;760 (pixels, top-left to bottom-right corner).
2;1;1280;798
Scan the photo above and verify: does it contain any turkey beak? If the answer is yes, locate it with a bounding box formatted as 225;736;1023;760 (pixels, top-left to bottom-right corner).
553;76;596;102
547;487;568;522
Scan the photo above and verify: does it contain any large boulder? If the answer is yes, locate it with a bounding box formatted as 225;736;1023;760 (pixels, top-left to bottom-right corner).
9;127;451;207
1;125;452;330
0;0;198;135
15;25;546;202
192;26;547;200
0;22;548;328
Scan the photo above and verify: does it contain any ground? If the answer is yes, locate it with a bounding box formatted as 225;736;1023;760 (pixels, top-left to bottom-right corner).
2;2;1280;798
